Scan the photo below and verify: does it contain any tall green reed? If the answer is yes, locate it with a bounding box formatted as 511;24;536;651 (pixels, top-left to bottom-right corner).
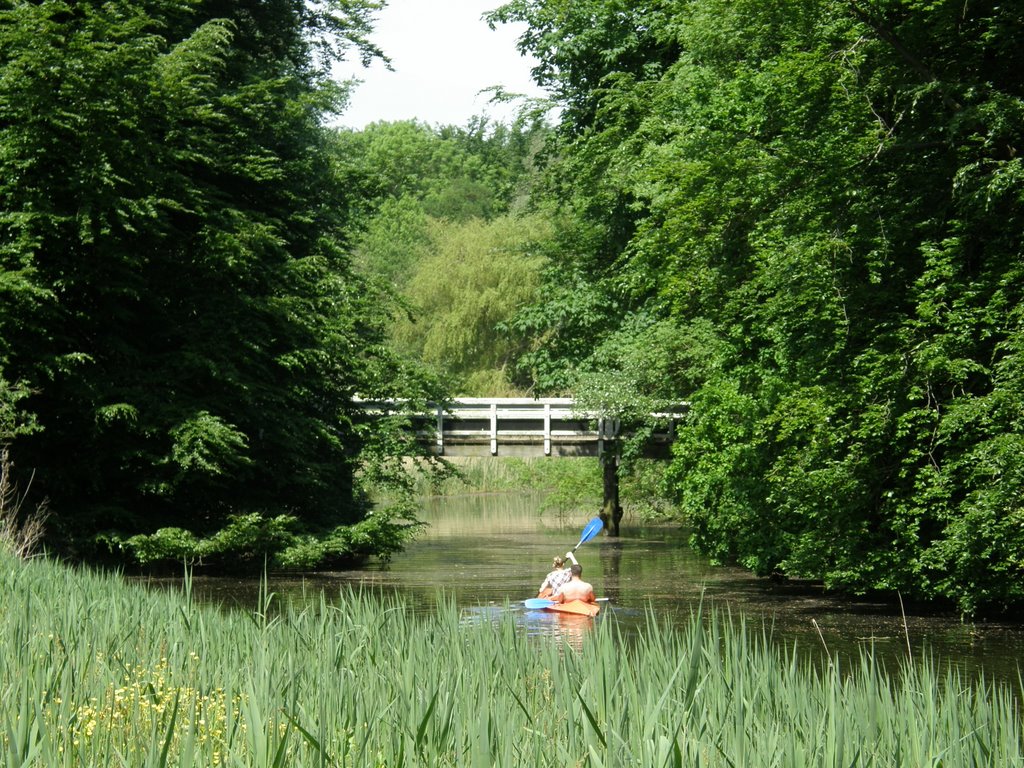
404;456;600;500
403;456;671;520
1;552;1021;767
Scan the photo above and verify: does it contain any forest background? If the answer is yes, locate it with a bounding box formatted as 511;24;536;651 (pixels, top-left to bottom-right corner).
0;0;1021;617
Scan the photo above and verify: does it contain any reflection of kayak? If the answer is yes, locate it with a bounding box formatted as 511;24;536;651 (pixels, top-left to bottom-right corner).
544;600;600;617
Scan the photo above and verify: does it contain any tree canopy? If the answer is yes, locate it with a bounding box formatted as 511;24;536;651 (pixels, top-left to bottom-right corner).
0;0;440;567
334;117;553;395
493;0;1024;615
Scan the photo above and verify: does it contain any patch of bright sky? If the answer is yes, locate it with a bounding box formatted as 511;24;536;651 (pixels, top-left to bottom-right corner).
333;0;550;130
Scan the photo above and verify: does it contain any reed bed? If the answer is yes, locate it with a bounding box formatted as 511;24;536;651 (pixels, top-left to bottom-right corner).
409;456;600;497
1;553;1021;767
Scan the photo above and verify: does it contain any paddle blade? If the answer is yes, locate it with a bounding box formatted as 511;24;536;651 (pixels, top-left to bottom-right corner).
573;517;604;549
524;598;555;610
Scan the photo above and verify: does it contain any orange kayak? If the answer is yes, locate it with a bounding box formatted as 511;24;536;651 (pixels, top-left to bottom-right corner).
544;599;600;617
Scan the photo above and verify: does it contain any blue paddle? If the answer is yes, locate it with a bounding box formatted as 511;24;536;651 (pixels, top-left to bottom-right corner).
572;517;604;553
523;597;610;609
524;598;555;609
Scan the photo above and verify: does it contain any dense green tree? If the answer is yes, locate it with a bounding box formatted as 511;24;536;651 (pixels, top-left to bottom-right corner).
487;0;679;135
0;0;438;567
330;117;548;230
498;0;1024;614
487;1;683;392
350;195;434;291
393;214;552;395
334;117;553;394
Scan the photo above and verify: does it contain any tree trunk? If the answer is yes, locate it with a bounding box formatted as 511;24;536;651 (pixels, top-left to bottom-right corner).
600;455;623;536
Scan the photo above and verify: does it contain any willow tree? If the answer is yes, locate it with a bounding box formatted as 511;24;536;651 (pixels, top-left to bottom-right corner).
389;214;552;395
0;0;439;567
333;118;553;395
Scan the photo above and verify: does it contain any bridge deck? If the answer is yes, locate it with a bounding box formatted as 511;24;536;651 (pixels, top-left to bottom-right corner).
358;397;683;458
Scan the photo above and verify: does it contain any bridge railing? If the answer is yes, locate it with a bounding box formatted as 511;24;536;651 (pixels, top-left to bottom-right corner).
355;397;686;458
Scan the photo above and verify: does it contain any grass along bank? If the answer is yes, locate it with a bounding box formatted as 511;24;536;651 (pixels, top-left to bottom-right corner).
1;553;1021;767
409;456;675;520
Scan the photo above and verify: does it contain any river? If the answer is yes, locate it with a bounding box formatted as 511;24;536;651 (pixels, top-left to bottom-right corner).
167;492;1023;686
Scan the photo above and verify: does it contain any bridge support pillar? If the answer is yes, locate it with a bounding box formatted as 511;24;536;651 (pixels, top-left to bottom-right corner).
600;455;623;537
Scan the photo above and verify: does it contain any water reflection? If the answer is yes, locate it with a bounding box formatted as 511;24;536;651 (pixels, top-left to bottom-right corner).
145;492;1024;686
519;609;598;652
459;594;601;651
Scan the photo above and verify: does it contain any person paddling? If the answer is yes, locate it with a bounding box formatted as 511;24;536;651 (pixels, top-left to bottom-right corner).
552;563;596;604
538;552;577;598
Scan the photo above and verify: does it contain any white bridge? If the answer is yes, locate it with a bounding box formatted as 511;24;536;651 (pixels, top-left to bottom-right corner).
359;397;684;459
357;397;686;535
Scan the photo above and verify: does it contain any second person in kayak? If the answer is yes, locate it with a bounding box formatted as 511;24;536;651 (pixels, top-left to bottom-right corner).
553;563;596;604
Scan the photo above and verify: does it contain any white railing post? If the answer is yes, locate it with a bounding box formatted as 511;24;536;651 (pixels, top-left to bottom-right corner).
544;403;551;456
490;402;498;455
436;405;444;455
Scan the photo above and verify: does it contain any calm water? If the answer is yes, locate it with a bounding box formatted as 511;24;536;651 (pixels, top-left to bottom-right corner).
162;492;1023;685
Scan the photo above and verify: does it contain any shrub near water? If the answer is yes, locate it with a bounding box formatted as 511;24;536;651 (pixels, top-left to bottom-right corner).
1;554;1021;767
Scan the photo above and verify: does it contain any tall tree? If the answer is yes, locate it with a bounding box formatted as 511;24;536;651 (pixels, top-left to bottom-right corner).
0;0;435;566
498;0;1024;614
334;117;553;394
392;214;552;395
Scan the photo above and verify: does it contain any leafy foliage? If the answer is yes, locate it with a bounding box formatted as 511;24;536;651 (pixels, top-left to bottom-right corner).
336;117;554;394
0;0;442;566
393;214;552;394
115;507;420;569
498;0;1024;614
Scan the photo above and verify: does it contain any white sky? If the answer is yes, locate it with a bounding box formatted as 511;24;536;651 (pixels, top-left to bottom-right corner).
333;0;549;129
